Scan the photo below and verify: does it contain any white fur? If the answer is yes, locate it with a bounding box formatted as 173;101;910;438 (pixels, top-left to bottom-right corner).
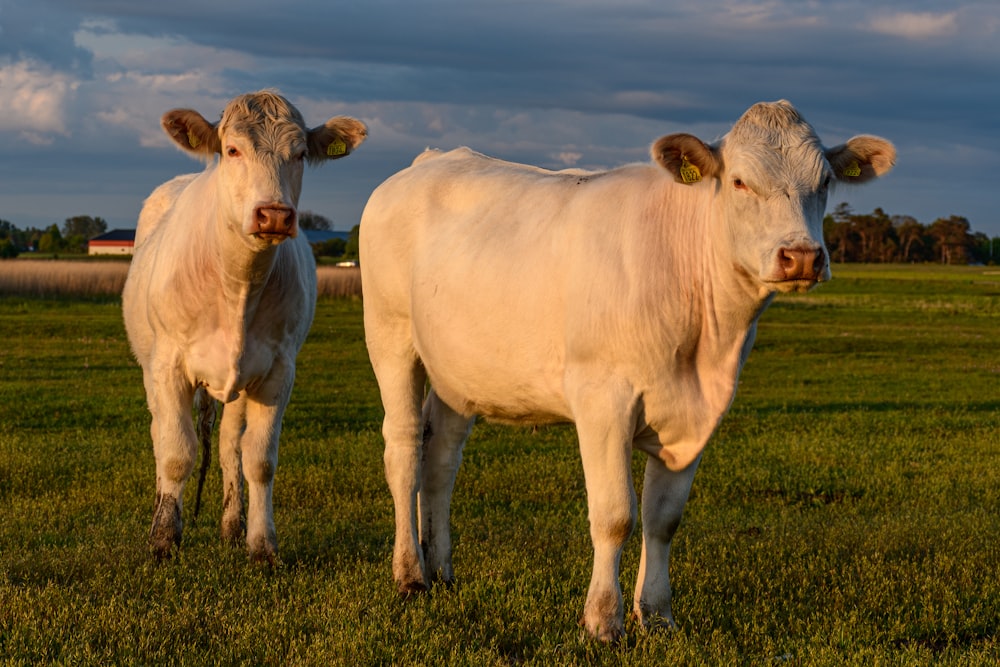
360;100;893;640
123;91;365;560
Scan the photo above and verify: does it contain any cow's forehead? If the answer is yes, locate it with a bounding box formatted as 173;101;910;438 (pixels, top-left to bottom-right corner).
218;91;307;149
721;100;827;182
726;100;821;148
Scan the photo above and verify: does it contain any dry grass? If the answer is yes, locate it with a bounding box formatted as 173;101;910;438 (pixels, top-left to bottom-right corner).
0;260;363;299
316;265;362;299
0;260;129;298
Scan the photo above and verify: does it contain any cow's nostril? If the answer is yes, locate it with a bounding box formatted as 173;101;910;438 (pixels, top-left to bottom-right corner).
780;248;802;274
813;249;826;274
254;206;296;235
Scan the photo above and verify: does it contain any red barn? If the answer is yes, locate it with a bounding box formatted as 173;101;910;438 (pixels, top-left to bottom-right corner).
88;229;135;255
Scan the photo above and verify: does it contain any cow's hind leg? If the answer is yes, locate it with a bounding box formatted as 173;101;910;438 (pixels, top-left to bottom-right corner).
632;452;700;631
368;330;428;593
218;397;247;546
419;389;474;585
192;387;217;521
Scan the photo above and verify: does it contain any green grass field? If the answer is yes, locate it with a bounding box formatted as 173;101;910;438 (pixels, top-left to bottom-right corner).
1;265;998;665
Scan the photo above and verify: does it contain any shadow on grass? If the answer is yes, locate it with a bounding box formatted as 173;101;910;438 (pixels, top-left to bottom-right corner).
739;400;1000;416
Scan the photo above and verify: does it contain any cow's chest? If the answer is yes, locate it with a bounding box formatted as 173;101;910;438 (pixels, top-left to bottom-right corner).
186;325;277;403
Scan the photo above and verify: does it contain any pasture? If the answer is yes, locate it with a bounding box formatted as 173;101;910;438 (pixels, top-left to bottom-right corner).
0;264;998;665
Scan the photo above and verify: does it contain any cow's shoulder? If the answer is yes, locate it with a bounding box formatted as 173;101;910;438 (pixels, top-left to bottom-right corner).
135;173;200;248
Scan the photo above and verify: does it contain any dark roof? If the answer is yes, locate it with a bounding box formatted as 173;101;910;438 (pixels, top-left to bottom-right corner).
90;228;136;242
301;229;350;243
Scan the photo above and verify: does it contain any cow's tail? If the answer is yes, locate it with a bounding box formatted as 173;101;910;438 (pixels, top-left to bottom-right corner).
192;386;217;522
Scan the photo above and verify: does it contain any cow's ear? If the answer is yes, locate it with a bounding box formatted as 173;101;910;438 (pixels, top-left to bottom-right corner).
651;133;721;185
307;116;368;163
827;135;896;184
161;109;221;156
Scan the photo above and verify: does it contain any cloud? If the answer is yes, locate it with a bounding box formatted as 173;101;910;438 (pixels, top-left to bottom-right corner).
0;0;998;235
867;11;958;39
0;59;78;142
553;151;583;167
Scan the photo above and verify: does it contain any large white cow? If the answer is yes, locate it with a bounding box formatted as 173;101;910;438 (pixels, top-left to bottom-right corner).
360;101;894;639
123;91;366;561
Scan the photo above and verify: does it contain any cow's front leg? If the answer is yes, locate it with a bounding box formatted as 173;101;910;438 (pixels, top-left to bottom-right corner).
241;360;295;563
147;364;197;559
632;451;700;630
571;380;639;642
241;391;287;563
218;397;247;546
419;389;474;585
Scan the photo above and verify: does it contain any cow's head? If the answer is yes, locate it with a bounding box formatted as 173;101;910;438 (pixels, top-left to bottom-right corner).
652;100;895;293
161;90;367;248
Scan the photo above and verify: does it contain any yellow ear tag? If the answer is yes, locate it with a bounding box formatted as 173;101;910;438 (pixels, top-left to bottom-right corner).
187;132;201;149
843;160;862;178
326;139;347;157
679;156;702;184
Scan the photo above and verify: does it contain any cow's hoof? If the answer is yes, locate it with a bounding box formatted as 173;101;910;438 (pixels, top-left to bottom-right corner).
578;615;626;643
247;536;278;565
632;607;677;633
221;516;245;547
396;578;429;596
149;494;182;560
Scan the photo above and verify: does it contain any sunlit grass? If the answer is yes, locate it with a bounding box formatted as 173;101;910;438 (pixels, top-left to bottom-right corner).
1;266;998;664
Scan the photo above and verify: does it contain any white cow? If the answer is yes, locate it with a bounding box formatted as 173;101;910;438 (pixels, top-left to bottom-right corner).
123;90;366;561
360;101;894;639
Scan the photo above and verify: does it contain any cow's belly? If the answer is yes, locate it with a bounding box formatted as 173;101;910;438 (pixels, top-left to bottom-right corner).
413;313;570;424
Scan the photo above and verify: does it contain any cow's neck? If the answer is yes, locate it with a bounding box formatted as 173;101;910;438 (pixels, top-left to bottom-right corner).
212;219;280;395
690;220;776;402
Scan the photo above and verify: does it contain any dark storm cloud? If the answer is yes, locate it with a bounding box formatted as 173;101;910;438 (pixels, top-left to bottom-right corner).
1;1;998;233
0;0;92;74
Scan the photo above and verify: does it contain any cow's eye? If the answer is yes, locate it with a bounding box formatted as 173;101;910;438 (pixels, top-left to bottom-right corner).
820;175;832;191
733;178;748;191
226;146;241;158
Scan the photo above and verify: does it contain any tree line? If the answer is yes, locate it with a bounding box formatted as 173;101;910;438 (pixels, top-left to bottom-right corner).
3;204;997;264
0;212;360;260
1;216;108;258
824;203;998;265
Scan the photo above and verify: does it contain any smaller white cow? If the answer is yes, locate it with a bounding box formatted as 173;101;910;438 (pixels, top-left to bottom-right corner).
123;91;366;561
361;101;894;639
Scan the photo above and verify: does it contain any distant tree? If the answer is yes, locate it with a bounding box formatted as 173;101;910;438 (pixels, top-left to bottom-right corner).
852;207;895;262
62;215;107;240
990;237;1000;265
37;224;63;254
312;238;347;258
927;215;974;265
343;224;360;260
892;215;927;263
0;238;18;259
970;232;992;264
823;203;857;263
298;210;333;231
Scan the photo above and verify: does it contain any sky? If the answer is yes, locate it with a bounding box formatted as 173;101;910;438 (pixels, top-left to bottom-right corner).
1;0;998;236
